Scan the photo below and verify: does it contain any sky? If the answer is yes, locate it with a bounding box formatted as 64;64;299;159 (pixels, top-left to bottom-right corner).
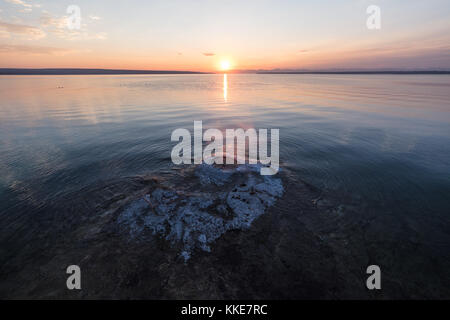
0;0;449;71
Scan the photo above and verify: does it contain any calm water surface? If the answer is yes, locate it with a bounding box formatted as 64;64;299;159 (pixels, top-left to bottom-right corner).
1;74;449;213
0;74;449;297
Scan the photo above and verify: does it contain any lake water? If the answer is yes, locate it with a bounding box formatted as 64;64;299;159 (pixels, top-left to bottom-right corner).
0;74;449;298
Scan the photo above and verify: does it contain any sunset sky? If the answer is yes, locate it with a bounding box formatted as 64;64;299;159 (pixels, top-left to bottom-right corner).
0;0;449;72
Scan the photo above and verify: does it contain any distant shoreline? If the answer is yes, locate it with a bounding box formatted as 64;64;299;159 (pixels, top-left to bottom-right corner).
0;68;209;75
256;71;450;75
0;68;449;75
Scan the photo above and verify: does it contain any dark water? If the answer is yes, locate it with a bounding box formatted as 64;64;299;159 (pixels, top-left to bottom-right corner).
0;74;449;298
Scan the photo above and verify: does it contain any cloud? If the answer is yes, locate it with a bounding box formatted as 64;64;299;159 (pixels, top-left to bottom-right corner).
39;13;107;41
5;0;31;7
202;52;215;56
0;21;46;39
0;44;71;55
93;32;107;40
0;29;10;38
89;15;101;21
56;30;108;41
40;14;66;30
4;0;39;12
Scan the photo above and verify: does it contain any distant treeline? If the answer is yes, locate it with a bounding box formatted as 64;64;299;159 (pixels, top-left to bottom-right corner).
0;68;208;75
0;68;449;75
256;71;450;75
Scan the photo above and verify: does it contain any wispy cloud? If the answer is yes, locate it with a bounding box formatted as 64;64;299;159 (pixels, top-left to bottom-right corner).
5;0;32;7
203;52;215;56
39;14;66;29
0;44;71;55
92;32;107;40
39;13;107;41
0;29;10;38
4;0;40;12
0;21;46;39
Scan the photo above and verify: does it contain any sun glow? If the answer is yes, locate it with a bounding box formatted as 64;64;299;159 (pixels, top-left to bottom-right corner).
220;60;231;71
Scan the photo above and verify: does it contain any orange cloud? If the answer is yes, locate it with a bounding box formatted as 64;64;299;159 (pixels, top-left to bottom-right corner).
0;44;72;55
0;21;46;39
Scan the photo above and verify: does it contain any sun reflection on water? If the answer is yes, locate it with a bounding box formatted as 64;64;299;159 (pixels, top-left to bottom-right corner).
223;74;228;102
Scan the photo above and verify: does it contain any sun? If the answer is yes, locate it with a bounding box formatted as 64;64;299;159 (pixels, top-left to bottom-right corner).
220;60;231;71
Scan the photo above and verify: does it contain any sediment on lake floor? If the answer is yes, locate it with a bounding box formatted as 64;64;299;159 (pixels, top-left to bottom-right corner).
116;162;284;261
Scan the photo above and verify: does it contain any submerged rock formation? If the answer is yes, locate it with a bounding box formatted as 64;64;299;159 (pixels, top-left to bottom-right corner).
117;163;283;261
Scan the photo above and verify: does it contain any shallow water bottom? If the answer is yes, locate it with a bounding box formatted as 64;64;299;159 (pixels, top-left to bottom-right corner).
0;164;449;299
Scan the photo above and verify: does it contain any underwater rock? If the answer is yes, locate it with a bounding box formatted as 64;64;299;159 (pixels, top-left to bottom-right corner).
117;163;283;261
195;163;233;186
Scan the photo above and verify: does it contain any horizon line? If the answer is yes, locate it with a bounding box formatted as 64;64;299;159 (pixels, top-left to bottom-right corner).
1;68;449;75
